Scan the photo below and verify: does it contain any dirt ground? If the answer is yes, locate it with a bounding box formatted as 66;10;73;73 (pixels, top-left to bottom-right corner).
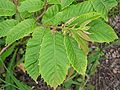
91;45;120;90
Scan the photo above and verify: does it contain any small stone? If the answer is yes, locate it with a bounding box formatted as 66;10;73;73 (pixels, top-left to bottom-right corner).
106;59;109;63
113;69;117;73
111;62;116;68
112;53;116;58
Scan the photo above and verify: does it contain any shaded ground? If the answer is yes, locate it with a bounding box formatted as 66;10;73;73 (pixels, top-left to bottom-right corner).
14;68;53;90
92;45;120;90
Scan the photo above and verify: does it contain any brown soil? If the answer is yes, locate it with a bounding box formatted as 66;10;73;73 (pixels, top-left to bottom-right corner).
91;45;120;90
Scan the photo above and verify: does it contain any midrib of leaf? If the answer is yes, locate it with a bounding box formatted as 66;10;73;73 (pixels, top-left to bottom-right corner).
38;30;47;72
38;31;46;53
64;37;76;66
53;34;56;83
53;34;61;85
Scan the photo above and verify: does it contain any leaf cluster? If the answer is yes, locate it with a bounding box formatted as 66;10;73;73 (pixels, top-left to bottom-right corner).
0;0;118;88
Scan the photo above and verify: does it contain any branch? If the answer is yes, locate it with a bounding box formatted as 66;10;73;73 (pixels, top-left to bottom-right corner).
0;45;11;55
36;0;48;21
13;0;22;20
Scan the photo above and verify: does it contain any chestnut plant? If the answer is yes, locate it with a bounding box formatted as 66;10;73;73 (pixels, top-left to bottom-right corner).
0;0;118;89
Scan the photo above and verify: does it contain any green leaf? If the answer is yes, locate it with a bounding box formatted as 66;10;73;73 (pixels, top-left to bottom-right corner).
42;5;61;25
25;27;46;80
64;36;87;76
38;30;69;88
61;0;74;9
0;19;18;38
25;28;69;87
67;12;101;27
20;11;33;19
43;1;94;25
44;0;117;25
91;0;117;21
48;0;61;4
0;0;16;16
6;19;36;45
48;0;74;9
88;19;118;42
91;0;117;11
72;30;89;55
18;0;44;13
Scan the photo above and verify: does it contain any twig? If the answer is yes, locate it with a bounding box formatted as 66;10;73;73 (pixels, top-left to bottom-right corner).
0;45;11;55
36;0;48;21
13;0;22;21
